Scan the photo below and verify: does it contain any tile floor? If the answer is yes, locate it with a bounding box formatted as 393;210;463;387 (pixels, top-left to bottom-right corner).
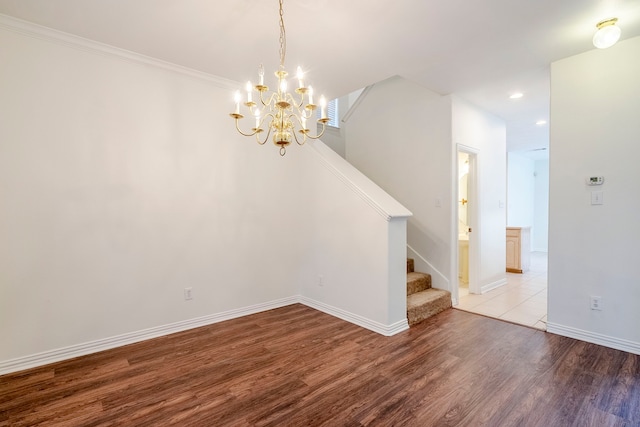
454;252;548;330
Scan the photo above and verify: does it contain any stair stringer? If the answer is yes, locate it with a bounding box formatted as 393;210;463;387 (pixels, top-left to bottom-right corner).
407;244;450;292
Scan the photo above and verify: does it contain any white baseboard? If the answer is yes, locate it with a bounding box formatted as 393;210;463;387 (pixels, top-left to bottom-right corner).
547;322;640;355
0;296;298;376
299;296;409;337
481;278;507;294
0;296;410;375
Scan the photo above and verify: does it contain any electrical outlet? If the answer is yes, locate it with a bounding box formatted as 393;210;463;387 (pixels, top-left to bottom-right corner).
590;296;602;311
184;287;193;301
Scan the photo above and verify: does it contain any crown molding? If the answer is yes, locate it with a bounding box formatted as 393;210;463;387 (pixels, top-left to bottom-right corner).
0;13;238;89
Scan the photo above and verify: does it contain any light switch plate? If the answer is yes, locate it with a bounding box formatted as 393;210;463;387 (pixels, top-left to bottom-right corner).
591;191;604;205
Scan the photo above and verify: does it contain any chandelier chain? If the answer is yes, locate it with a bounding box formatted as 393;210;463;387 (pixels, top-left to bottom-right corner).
278;0;286;68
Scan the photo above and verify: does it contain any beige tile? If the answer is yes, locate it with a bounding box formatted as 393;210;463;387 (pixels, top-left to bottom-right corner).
513;301;547;318
461;292;499;305
479;299;515;310
532;321;547;330
489;291;532;306
499;309;542;327
471;303;511;318
453;252;548;329
519;283;547;293
455;298;483;310
528;290;548;301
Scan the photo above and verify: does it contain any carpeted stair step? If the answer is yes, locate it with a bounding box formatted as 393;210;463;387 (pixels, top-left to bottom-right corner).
407;289;452;326
407;258;415;274
407;272;431;296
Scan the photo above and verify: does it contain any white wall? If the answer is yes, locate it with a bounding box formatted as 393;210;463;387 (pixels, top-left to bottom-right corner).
299;142;411;330
507;152;535;230
506;153;549;252
344;79;507;295
0;18;411;371
344;76;453;290
0;23;303;363
533;159;549;251
548;36;640;354
452;97;507;292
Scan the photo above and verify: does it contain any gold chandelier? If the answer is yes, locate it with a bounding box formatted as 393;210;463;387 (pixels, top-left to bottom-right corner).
230;0;329;156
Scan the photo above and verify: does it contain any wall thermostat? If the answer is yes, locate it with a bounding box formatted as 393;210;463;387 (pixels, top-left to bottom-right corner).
587;176;604;186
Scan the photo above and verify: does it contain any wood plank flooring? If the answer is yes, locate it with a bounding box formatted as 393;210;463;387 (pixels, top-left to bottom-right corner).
1;305;639;426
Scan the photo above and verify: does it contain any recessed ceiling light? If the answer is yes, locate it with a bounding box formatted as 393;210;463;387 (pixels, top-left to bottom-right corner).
536;120;547;125
509;93;523;99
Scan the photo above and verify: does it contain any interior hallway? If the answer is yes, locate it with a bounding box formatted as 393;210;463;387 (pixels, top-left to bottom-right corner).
455;252;548;330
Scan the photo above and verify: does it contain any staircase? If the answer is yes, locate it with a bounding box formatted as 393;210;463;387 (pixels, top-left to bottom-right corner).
406;259;452;326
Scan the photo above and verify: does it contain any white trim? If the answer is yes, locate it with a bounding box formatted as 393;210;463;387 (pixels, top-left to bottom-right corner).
0;296;297;376
0;295;411;375
300;296;409;336
456;144;481;295
305;141;412;222
481;278;507;294
406;244;450;291
0;13;238;89
547;323;640;356
341;85;373;124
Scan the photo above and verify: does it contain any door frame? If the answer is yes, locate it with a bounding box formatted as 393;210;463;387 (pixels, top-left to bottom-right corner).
454;144;480;301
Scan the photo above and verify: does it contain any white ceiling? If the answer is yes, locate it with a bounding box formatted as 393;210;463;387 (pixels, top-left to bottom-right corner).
1;0;639;159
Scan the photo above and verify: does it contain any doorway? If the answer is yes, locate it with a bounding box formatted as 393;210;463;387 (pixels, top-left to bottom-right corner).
456;146;479;299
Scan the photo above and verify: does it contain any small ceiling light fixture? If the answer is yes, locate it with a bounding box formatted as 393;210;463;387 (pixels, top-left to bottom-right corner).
593;17;621;49
536;120;547;126
230;0;328;156
509;92;524;99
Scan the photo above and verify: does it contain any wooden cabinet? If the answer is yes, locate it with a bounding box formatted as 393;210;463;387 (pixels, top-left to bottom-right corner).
506;227;530;273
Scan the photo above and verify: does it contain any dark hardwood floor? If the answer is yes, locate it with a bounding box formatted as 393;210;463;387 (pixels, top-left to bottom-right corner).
1;305;639;426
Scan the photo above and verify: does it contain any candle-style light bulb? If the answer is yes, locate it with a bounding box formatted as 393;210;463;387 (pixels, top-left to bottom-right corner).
320;96;327;119
308;86;314;105
296;66;304;88
280;79;287;93
246;81;252;103
234;91;241;114
302;116;307;130
254;109;261;128
258;64;265;85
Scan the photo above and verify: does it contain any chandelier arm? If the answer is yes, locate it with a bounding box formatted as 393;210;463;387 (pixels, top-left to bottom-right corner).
234;118;261;137
260;91;276;108
254;113;277;145
305;121;327;140
296;92;306;110
300;108;313;119
289;112;305;130
256;126;272;145
292;128;307;146
284;91;304;110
